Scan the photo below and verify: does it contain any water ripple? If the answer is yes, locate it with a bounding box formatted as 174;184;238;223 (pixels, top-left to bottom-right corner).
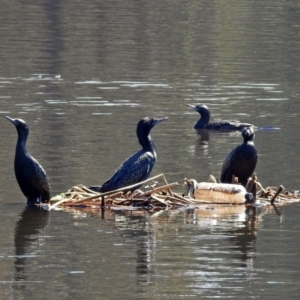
45;99;69;104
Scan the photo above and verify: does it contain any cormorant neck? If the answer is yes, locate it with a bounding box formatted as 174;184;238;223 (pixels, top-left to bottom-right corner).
16;131;28;154
246;140;254;145
195;110;210;128
139;134;155;153
244;138;254;145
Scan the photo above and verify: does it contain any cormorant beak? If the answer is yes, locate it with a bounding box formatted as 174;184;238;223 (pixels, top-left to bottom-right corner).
153;117;168;126
187;104;197;112
5;116;17;125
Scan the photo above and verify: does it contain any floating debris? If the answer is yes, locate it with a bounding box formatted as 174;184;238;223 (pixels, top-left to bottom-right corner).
48;174;300;211
257;185;300;204
184;179;249;204
50;174;189;211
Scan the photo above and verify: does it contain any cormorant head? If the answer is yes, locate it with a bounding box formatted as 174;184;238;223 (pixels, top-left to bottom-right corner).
187;104;210;117
137;117;168;140
242;126;255;142
6;117;29;137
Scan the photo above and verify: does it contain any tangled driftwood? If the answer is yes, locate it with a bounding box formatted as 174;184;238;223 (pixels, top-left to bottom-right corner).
50;174;194;211
49;173;300;211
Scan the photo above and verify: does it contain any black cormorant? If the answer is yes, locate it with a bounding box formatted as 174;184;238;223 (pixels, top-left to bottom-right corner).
220;127;257;187
6;117;50;205
90;117;168;193
187;104;254;130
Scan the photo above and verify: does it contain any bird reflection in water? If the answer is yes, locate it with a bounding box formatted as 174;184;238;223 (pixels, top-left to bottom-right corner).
193;129;249;153
226;206;257;265
59;207;159;282
185;205;258;276
67;208;161;287
14;207;50;281
195;129;210;151
113;212;157;285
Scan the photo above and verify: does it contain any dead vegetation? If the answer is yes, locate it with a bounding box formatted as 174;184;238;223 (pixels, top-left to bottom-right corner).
48;173;300;211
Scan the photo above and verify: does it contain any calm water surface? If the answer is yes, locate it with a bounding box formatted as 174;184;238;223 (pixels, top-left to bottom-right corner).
0;0;300;299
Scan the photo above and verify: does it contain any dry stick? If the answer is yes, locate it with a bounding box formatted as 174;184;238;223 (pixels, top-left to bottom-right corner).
102;191;124;200
150;194;169;208
137;182;178;197
145;194;185;205
163;194;190;205
70;191;123;204
256;181;265;193
164;196;186;205
70;187;97;197
70;186;86;193
78;185;100;195
49;197;73;211
270;185;284;204
73;193;102;203
60;202;96;207
180;194;205;204
172;192;193;204
162;174;174;197
67;190;92;198
51;191;93;204
128;198;150;202
113;197;129;202
139;195;184;205
51;174;167;207
92;174;167;198
113;199;129;205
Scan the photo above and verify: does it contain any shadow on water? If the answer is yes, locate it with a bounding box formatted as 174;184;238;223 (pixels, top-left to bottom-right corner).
14;207;50;282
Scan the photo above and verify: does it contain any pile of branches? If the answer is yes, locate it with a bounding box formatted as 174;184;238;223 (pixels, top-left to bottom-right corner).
257;186;300;204
49;174;198;211
49;174;300;211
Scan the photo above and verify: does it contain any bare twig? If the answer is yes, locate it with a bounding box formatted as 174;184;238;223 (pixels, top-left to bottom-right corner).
150;194;169;208
49;197;73;211
90;174;168;197
270;185;284;204
172;193;193;204
162;174;174;196
138;182;178;197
